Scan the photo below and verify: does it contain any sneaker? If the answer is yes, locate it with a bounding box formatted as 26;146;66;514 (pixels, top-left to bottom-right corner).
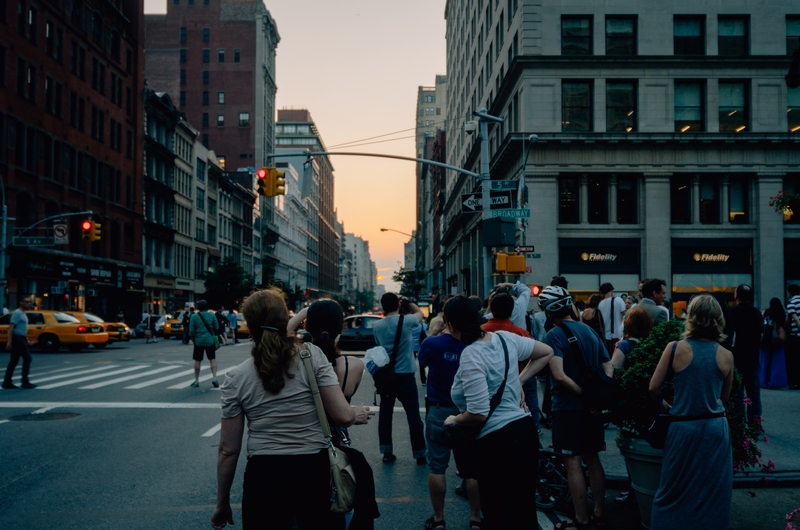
212;378;219;388
382;453;397;464
190;381;199;388
2;382;18;390
21;382;37;389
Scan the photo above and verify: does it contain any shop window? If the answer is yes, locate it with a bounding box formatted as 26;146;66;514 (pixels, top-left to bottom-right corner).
674;16;705;55
562;81;593;131
718;81;747;132
562;16;593;55
606;81;636;132
559;176;579;224
718;16;748;55
788;87;800;133
617;176;638;224
587;176;609;224
605;16;636;55
728;176;749;224
788;17;800;56
671;175;692;224
700;177;720;224
675;81;704;132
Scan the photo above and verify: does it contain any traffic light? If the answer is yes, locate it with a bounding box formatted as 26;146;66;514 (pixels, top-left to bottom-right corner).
492;251;525;276
256;167;270;196
81;220;92;241
269;167;286;196
88;221;102;242
531;284;542;297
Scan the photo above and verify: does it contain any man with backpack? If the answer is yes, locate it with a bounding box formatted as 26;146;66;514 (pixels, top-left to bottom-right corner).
539;286;611;530
188;300;220;388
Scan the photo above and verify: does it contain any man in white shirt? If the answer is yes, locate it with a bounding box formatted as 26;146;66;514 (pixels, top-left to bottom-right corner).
484;281;532;330
597;283;626;353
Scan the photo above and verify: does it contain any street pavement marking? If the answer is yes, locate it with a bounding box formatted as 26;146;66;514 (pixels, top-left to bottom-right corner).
167;365;235;389
26;365;121;384
0;419;10;425
13;364;91;382
32;407;55;414
79;365;183;389
37;365;151;389
125;367;209;389
0;402;220;409
201;423;222;437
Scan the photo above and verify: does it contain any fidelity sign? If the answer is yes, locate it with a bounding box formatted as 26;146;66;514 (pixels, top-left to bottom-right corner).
581;253;618;262
693;253;730;262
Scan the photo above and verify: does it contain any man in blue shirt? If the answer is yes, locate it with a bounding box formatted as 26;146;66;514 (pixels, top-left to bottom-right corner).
3;297;36;389
372;293;426;464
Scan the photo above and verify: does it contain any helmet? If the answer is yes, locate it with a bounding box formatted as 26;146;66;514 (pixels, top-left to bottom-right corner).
538;285;573;313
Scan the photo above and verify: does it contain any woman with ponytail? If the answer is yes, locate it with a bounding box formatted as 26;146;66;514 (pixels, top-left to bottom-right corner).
442;295;554;529
211;288;374;530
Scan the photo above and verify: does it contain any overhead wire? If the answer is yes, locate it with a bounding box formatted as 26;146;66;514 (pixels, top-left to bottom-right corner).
327;115;473;151
325;115;469;150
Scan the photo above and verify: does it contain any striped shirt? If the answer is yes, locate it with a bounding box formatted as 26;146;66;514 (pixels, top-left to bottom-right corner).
788;295;800;337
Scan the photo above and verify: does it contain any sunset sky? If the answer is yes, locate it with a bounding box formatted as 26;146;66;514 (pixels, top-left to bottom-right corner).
144;0;448;293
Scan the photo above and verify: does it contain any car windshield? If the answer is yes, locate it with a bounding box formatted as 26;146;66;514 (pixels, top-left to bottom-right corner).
54;313;81;323
82;313;104;323
236;313;245;322
175;312;185;321
362;318;379;329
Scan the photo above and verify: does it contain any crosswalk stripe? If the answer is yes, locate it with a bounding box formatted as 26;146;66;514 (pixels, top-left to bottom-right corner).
79;365;183;389
125;367;209;389
28;365;121;384
13;365;91;381
201;423;222;437
37;365;152;389
168;365;235;389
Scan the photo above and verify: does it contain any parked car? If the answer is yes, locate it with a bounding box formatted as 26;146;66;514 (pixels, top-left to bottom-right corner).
64;312;130;347
0;310;109;352
338;314;384;351
135;314;169;337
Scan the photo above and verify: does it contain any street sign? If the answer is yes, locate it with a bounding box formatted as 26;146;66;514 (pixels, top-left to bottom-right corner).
491;180;517;191
13;236;56;246
515;245;535;253
489;209;530;219
530;253;542;259
53;223;68;245
461;191;514;213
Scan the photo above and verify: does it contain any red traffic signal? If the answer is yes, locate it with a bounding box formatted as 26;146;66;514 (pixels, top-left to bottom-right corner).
256;168;267;180
82;220;92;231
531;284;542;296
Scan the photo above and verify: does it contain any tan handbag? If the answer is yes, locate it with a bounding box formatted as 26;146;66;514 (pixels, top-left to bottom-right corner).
299;346;357;513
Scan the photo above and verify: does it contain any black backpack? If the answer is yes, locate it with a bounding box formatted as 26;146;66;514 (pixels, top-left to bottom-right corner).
557;322;615;411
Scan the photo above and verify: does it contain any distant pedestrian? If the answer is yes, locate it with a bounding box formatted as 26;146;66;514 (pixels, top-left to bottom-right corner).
483;281;532;330
624;295;639;316
116;309;125;323
145;310;158;343
598;283;626;353
727;285;765;422
227;309;239;343
760;298;788;390
182;307;195;345
787;284;800;389
189;300;219;388
581;294;606;341
610;307;654;369
640;278;669;325
3;297;36;389
216;306;229;347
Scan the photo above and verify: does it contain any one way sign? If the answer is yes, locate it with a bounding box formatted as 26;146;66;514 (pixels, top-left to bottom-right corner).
461;191;513;213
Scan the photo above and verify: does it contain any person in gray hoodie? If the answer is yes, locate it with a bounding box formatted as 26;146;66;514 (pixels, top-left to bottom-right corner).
189;299;219;388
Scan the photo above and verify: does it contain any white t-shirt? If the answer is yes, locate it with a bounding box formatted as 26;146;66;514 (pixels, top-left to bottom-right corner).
598;296;626;340
220;344;339;456
450;331;535;439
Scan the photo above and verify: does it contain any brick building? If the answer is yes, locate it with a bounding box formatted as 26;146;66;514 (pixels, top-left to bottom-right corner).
0;0;145;324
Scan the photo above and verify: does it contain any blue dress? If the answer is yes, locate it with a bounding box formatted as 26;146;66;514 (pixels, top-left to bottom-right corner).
759;317;788;389
651;339;732;530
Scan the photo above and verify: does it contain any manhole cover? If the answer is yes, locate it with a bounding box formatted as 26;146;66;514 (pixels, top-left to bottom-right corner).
8;413;81;421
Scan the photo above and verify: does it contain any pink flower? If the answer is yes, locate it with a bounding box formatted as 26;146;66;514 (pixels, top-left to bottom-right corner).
743;397;753;405
763;436;770;443
742;439;751;450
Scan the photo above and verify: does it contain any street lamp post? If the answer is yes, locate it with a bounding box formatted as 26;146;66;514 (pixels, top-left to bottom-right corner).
379;228;413;237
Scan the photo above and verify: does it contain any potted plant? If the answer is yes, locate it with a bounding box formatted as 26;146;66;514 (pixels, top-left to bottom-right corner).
613;320;764;529
769;190;800;218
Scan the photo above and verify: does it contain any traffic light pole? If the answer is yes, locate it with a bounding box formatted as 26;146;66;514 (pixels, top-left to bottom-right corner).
475;108;505;297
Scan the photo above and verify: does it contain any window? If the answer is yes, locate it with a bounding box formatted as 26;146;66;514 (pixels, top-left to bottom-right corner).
789;87;800;132
196;158;206;181
606;81;636;132
587;176;608;224
180;49;186;63
46;21;63;61
234;48;240;62
180;27;186;42
202;91;209;106
209;198;217;216
719;81;747;132
110;74;122;106
195;249;206;275
207;225;217;247
729;176;749;224
674;16;705;54
674;81;704;132
218;91;224;104
718;17;748;55
203;49;209;63
203;28;209;42
239;112;250;127
45;76;54;114
17;60;36;103
617;176;638;224
202;134;208;147
559;177;579;224
562;16;593;55
27;5;38;44
70;92;85;130
670;175;692;224
91;58;105;95
202;112;209;127
218;49;224;62
217;114;224;127
91;13;102;45
562;81;592;131
605;16;636;55
700;177;720;224
180;70;186;85
196;187;205;210
203;71;209;84
788;17;800;56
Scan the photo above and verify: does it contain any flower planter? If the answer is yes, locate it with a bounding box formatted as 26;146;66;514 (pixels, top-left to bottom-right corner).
617;436;664;530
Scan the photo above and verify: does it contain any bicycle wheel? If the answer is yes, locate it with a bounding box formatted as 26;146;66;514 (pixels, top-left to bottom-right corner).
535;451;570;511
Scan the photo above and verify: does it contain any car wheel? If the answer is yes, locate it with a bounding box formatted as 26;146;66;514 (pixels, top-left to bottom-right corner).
94;342;108;349
38;334;61;353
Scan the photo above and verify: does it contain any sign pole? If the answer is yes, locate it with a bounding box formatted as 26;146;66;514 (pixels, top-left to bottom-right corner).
479;116;492;297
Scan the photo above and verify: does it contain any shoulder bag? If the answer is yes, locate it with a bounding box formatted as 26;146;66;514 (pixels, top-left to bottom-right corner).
299;345;357;514
557;322;615;411
646;341;725;449
195;312;219;351
372;315;404;395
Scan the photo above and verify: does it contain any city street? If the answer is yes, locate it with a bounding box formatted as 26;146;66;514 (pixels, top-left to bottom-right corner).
2;339;799;529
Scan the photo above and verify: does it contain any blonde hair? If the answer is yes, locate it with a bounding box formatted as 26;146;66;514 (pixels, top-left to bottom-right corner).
683;294;727;343
241;288;298;394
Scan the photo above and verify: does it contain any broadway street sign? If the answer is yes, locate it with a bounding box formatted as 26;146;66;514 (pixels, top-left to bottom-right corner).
489;208;530;219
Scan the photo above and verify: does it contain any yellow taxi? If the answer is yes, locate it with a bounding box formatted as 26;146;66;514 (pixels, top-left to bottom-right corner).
163;311;189;340
64;312;130;347
0;310;109;353
234;312;250;339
